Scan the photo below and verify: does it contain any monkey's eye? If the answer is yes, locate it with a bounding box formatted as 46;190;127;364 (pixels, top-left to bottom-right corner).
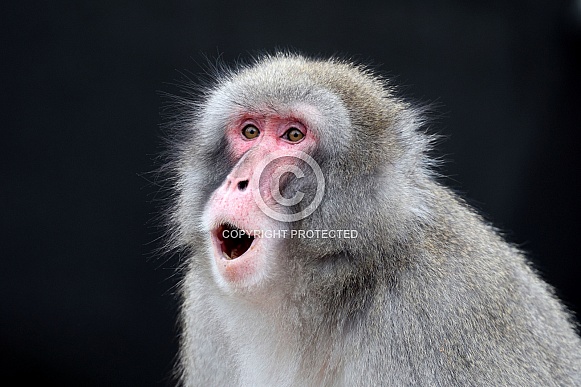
283;127;304;142
242;125;260;139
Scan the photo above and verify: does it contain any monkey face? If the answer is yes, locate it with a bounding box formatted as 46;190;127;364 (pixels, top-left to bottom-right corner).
201;112;321;289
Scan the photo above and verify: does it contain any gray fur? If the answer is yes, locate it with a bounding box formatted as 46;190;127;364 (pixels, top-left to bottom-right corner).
168;53;581;386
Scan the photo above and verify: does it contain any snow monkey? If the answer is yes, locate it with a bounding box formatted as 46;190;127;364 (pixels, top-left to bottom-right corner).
165;53;581;386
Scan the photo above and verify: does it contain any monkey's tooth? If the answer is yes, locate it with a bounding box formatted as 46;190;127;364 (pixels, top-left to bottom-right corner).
222;251;231;260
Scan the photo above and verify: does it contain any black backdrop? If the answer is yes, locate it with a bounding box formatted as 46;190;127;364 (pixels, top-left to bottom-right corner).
2;1;580;385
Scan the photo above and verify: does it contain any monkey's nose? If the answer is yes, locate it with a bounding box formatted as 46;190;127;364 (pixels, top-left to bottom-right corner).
237;180;249;191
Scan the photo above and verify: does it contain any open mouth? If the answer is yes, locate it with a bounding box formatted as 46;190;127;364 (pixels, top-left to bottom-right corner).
214;223;256;260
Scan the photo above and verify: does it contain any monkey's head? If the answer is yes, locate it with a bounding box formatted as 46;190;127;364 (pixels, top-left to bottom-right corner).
172;54;433;294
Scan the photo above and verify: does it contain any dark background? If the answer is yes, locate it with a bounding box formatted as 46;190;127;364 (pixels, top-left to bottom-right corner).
2;0;580;385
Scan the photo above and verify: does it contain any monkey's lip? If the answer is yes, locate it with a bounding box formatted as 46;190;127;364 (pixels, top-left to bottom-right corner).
213;222;256;260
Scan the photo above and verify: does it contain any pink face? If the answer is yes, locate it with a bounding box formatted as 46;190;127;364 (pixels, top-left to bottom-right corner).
204;112;318;288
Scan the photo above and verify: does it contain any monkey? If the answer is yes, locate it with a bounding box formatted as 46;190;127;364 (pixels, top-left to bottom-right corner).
165;53;581;386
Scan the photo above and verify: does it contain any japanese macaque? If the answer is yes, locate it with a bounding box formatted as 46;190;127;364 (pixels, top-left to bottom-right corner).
166;53;581;386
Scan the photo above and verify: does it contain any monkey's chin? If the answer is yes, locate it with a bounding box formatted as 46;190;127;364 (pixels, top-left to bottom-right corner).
210;222;263;285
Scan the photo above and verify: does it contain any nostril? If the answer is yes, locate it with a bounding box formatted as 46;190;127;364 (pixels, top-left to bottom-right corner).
237;180;249;191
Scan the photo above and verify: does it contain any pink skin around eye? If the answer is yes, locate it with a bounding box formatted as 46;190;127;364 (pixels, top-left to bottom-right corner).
226;115;315;160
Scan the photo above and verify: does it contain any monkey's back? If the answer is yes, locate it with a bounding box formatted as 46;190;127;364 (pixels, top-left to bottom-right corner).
347;183;581;386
